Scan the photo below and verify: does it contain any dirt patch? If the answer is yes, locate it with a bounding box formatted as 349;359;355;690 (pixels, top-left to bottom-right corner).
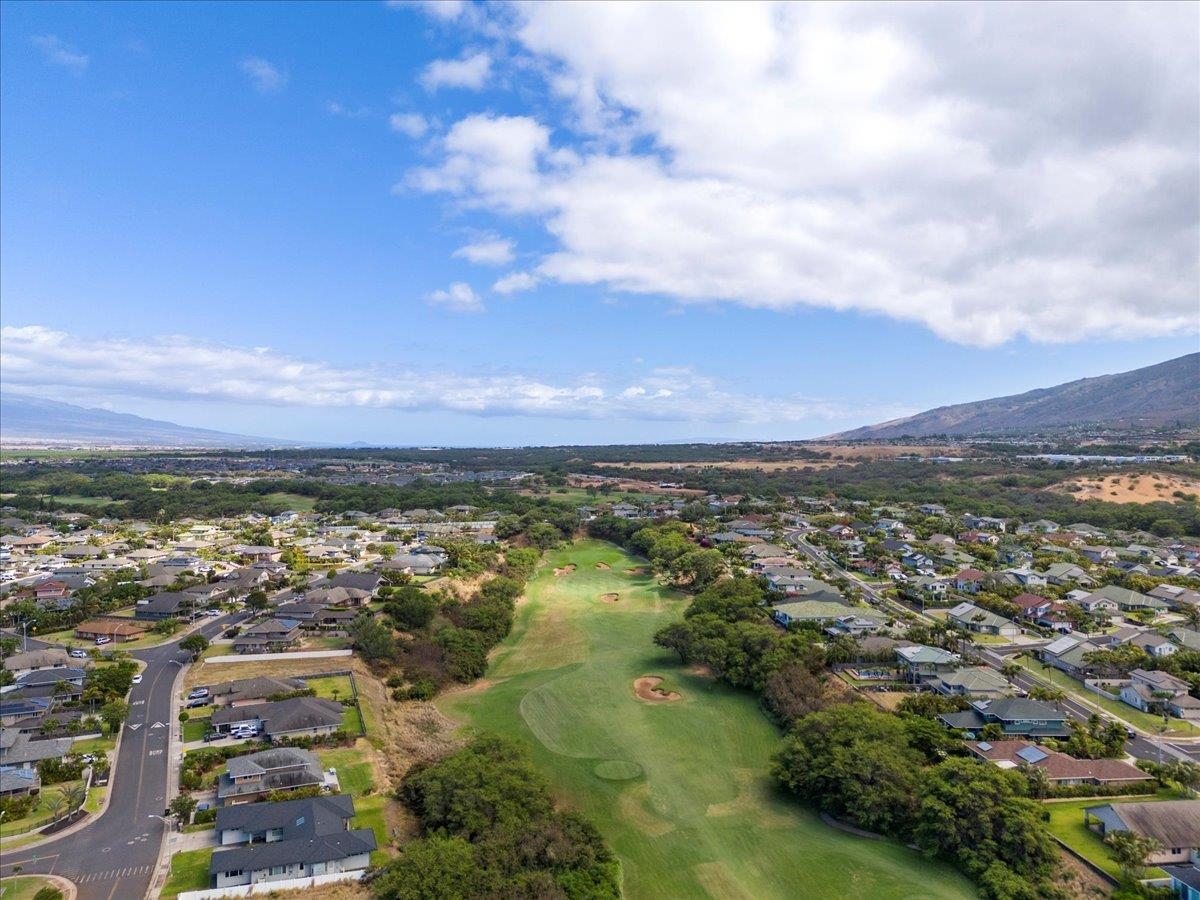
627;567;648;576
634;675;681;702
595;562;610;570
685;663;715;679
600;593;620;604
1050;472;1200;504
553;564;577;576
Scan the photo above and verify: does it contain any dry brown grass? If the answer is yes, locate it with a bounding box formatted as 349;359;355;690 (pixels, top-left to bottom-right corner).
596;444;963;472
1050;472;1199;504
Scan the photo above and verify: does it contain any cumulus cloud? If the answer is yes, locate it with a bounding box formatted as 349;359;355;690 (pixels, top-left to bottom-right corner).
420;51;491;91
412;2;1199;346
453;236;515;265
31;35;88;72
326;100;371;118
238;56;287;94
389;0;466;20
492;271;539;294
427;282;486;312
0;325;896;424
389;112;428;137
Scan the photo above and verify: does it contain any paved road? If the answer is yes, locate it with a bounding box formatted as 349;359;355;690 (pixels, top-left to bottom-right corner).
1;611;250;900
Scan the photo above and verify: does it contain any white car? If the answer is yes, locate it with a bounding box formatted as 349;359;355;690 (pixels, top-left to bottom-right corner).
131;674;143;685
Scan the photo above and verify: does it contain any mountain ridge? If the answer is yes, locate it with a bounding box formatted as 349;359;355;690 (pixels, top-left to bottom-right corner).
825;353;1200;440
0;394;295;448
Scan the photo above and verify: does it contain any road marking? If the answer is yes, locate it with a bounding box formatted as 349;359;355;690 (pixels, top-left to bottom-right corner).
151;721;165;728
148;749;163;756
127;723;142;730
132;699;145;705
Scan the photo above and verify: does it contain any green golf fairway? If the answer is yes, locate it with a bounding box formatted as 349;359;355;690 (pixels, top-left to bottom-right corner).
438;541;972;899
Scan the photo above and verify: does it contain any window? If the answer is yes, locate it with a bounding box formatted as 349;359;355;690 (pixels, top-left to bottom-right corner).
224;870;243;878
270;865;286;875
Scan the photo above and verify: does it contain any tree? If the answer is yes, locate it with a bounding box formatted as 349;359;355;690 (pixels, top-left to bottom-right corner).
1105;829;1162;882
669;548;726;590
61;782;87;814
169;793;198;826
245;589;270;612
180;633;210;658
349;613;396;663
45;791;69;822
99;699;129;734
373;836;482;900
386;589;437;631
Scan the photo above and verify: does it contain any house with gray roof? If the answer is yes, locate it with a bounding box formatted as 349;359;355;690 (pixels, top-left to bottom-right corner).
1083;800;1200;867
929;666;1013;699
938;697;1070;738
207;676;306;708
217;746;329;805
0;730;72;768
210;795;375;889
947;602;1021;638
232;619;301;654
895;644;960;681
211;697;344;740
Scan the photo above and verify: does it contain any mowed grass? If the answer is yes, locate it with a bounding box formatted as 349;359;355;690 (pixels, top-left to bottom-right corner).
439;540;972;900
1044;796;1170;880
161;848;212;899
262;491;317;512
0;875;60;900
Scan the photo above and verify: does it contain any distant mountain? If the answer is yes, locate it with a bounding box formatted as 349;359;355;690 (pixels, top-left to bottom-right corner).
0;394;294;448
826;353;1200;440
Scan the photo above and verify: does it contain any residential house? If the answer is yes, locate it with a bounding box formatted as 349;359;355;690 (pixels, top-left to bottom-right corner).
209;795;376;889
937;697;1071;738
1163;864;1200;900
134;591;192;621
1168;628;1200;652
74;618;149;643
770;599;856;627
947;602;1021;638
1150;584;1200;611
1083;800;1200;866
0;730;72;769
229;545;284;563
929;666;1013;699
1129;632;1179;658
1011;593;1054;620
2;648;85;678
824;614;885;638
217;746;330;805
954;569;987;595
0;767;41;798
1080;545;1119;565
1041;563;1095;587
895;645;960;681
1082;585;1168;615
1121;669;1200;721
232;619;302;654
966;740;1151;787
385;553;443;576
211;697;344;741
207;676;307;708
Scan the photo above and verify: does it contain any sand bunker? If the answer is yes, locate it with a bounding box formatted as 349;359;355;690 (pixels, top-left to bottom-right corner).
595;562;611;570
600;593;620;603
553;564;577;576
634;676;681;702
627;567;648;575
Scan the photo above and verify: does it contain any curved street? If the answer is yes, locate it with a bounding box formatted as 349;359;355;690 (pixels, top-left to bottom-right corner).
1;612;249;900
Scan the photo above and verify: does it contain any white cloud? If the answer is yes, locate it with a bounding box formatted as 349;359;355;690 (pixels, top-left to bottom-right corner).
388;0;465;20
419;51;491;91
492;272;539;294
388;112;428;137
238;56;287;94
326;100;371;118
411;3;1199;346
31;35;88;72
0;325;895;424
453;236;515;265
426;282;486;312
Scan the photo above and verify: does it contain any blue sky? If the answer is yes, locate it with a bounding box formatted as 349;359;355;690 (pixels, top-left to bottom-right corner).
2;1;1197;445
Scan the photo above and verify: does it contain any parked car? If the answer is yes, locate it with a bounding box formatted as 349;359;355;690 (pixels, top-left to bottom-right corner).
202;731;223;742
69;649;89;659
187;687;209;700
94;637;111;646
131;674;143;685
186;698;208;709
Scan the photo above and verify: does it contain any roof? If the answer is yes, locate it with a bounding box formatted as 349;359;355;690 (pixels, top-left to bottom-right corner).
211;697;343;734
0;733;73;765
896;644;959;665
215;793;355;837
1011;593;1052;612
1085;800;1200;848
310;572;380;593
1163;865;1200;891
967;740;1151;784
225;746;320;780
771;599;855;621
1087;584;1167;609
947;602;1015;630
980;697;1068;723
2;649;78;672
209;829;376;875
208;676;306;700
934;667;1010;693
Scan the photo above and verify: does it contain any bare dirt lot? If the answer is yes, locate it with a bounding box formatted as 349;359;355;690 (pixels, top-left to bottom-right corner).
1051;472;1200;504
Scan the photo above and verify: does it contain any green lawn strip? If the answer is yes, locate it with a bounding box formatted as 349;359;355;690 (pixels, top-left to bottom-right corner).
182;719;211;742
0;875;59;900
161;848;213;899
0;779;84;838
438;539;973;900
339;706;363;735
183;822;215;834
1043;797;1170;880
303;674;353;700
84;785;104;814
70;735;116;756
1012;657;1200;735
350;794;391;864
318;747;375;794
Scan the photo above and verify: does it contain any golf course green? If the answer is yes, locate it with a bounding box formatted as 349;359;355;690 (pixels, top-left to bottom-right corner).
438;541;972;899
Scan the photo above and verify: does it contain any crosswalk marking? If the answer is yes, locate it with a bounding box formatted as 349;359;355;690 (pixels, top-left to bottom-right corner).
75;864;154;883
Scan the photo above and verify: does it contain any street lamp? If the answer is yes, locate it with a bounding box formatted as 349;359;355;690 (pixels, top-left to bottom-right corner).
148;813;173;830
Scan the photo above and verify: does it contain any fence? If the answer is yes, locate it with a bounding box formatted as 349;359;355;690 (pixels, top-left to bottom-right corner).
177;870;364;900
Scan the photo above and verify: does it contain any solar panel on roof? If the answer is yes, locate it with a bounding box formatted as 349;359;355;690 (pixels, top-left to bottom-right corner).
1016;746;1048;764
977;741;993;751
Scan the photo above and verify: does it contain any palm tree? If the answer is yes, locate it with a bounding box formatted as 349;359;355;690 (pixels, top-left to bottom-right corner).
1001;663;1021;684
62;783;87;814
45;791;69;823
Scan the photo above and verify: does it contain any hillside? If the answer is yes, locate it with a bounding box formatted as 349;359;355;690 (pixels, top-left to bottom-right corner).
0;394;291;448
827;353;1200;440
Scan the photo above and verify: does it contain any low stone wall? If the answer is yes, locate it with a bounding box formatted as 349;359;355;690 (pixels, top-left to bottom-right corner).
178;870;364;900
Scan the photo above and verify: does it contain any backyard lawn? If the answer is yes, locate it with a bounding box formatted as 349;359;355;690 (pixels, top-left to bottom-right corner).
182;718;211;742
161;848;212;899
439;540;973;900
0;779;85;838
1044;795;1173;880
304;674;354;700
